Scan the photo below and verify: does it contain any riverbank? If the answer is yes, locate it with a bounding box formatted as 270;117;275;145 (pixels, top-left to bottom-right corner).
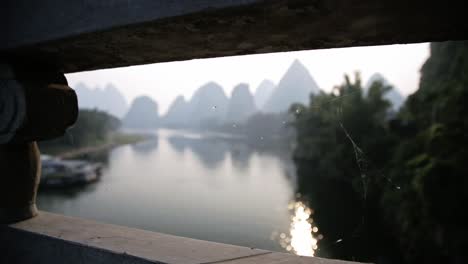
40;132;149;159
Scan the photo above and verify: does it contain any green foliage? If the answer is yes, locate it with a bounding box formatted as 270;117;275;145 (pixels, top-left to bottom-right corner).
217;111;295;148
293;72;395;182
292;72;399;262
243;112;293;142
40;109;121;153
293;41;468;263
383;41;468;263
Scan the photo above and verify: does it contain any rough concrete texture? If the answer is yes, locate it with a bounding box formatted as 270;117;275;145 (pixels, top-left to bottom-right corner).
1;0;261;50
0;211;365;264
2;0;467;73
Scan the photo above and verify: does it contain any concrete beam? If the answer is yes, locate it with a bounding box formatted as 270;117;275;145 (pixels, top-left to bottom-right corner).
1;0;467;73
1;0;261;51
0;211;363;264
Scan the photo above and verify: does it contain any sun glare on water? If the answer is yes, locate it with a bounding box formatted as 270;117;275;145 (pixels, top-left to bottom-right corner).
276;201;320;257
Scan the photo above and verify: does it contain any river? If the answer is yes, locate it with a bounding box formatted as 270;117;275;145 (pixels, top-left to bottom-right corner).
37;129;319;256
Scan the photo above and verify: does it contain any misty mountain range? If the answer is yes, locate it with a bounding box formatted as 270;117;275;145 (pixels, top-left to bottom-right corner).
74;59;405;128
263;60;320;112
74;83;128;118
123;96;159;128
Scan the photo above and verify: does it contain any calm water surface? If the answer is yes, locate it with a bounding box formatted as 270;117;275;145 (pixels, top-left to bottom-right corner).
37;129;319;255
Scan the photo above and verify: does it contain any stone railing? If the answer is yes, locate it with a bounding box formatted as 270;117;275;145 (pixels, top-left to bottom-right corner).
0;211;364;264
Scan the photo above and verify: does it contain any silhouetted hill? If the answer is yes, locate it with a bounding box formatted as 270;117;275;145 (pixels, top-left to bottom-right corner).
163;95;190;127
365;73;405;111
123;96;159;128
263;59;320;113
225;83;257;123
254;80;275;110
187;82;229;127
74;82;128;118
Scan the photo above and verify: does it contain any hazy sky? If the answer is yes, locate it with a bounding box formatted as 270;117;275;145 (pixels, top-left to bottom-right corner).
67;43;430;114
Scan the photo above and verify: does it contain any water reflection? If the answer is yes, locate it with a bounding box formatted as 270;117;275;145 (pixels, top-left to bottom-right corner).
277;200;320;256
168;135;233;169
228;144;252;173
131;138;159;155
38;182;99;199
167;136;186;153
37;129;299;254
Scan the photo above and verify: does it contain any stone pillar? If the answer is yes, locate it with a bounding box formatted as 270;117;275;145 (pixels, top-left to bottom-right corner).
0;63;78;224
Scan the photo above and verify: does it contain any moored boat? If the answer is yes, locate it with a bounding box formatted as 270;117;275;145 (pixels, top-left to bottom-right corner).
40;155;102;188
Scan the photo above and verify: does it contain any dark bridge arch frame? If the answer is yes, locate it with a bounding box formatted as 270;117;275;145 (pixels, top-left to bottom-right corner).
2;0;468;73
0;1;467;263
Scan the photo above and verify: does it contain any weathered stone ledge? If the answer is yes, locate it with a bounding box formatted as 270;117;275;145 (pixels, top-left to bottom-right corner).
0;211;364;264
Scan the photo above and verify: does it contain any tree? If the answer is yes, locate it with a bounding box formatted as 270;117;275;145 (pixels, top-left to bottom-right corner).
383;41;468;263
292;72;400;262
292;41;468;263
40;109;121;151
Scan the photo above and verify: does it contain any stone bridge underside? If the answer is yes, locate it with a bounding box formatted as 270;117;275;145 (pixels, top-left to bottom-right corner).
2;0;468;73
1;1;467;263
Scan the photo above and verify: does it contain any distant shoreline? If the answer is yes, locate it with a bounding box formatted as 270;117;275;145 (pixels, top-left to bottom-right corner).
56;142;120;159
41;132;150;159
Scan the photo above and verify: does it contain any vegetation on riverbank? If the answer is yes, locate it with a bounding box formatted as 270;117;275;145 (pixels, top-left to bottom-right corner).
292;41;468;263
39;109;147;158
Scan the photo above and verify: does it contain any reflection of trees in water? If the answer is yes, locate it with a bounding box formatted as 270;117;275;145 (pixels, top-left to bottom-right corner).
168;135;298;181
36;184;96;215
294;162;401;263
37;182;99;200
167;136;186;153
190;140;227;169
130;138;159;155
280;156;297;183
228;143;252;172
167;136;228;169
